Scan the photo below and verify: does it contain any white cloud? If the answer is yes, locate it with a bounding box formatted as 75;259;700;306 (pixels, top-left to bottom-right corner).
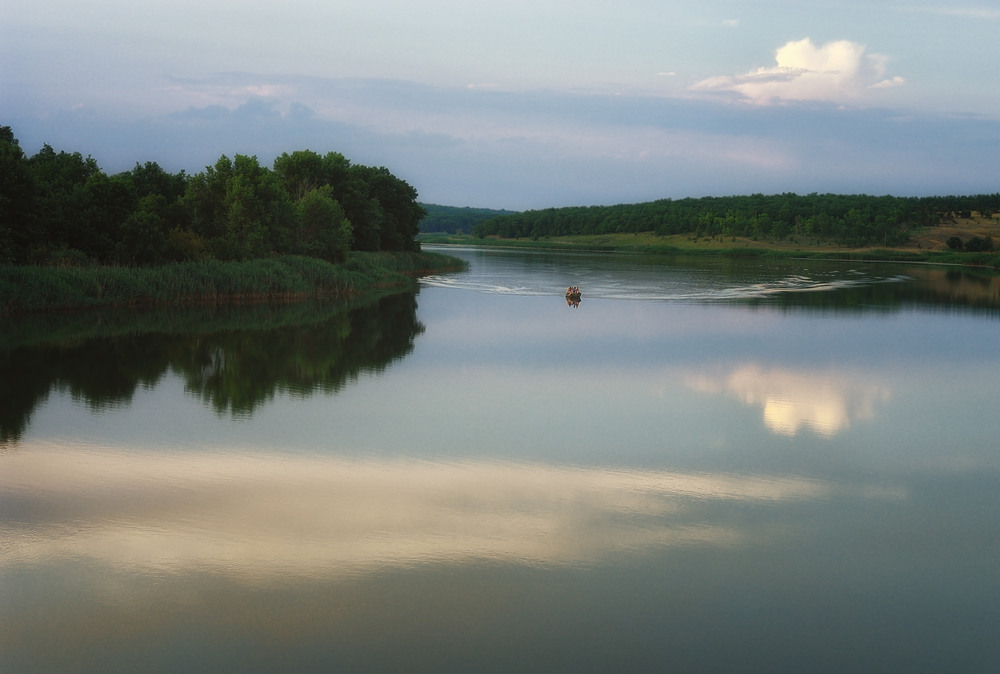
871;76;906;89
691;38;904;105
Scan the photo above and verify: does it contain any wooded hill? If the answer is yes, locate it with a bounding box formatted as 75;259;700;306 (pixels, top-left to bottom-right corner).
0;126;425;266
472;193;1000;249
418;204;517;234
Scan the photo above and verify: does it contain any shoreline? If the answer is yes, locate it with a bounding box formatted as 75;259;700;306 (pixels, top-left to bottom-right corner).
419;232;1000;269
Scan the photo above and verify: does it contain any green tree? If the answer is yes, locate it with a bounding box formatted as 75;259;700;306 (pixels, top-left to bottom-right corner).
273;150;326;199
361;166;424;252
274;151;422;252
181;155;232;243
116;194;169;264
28;144;102;258
182;154;294;259
295;186;353;261
122;161;187;201
74;173;137;261
0;127;37;262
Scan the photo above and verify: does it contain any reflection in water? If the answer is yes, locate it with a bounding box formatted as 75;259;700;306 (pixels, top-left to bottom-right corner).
0;293;423;443
2;443;904;582
5;250;1000;672
687;365;891;437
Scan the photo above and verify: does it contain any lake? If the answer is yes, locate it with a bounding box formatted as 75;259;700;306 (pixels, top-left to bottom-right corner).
2;247;999;672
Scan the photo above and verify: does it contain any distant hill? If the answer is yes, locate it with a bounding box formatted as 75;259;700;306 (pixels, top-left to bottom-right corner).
419;203;518;234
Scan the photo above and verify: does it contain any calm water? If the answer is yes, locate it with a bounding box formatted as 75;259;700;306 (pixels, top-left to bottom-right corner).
2;248;999;672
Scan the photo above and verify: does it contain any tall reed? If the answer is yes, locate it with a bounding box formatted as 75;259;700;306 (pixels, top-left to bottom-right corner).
1;252;463;315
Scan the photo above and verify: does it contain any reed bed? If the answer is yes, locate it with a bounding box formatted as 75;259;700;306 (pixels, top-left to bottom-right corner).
1;252;463;315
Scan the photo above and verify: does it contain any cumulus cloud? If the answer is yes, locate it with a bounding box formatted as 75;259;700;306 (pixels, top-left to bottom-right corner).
691;38;904;105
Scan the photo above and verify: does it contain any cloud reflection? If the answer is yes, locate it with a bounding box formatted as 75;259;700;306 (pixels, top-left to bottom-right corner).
687;364;891;437
0;444;901;583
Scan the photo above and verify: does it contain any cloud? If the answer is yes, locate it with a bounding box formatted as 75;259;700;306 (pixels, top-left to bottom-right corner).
691;38;904;105
871;76;906;89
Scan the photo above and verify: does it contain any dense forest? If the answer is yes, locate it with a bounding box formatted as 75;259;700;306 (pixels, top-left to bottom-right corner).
418;204;517;234
473;193;1000;249
0;126;425;266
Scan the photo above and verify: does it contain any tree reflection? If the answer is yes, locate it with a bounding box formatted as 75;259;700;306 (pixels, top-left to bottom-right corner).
739;266;1000;315
0;293;424;443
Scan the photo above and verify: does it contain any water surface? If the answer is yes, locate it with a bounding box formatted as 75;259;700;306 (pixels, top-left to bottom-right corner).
2;248;999;672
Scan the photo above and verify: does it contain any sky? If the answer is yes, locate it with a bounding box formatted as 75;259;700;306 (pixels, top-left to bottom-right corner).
2;0;999;210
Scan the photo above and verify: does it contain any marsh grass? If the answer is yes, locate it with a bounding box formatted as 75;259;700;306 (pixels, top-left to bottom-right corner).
1;251;465;315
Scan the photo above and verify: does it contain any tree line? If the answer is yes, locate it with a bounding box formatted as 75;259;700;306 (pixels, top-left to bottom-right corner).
472;192;1000;248
0;126;425;265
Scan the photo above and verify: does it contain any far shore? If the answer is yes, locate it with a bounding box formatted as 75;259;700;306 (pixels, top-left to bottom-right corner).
419;223;1000;270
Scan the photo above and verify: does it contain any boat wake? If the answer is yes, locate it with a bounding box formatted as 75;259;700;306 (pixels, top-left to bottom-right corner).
421;272;910;302
420;275;548;296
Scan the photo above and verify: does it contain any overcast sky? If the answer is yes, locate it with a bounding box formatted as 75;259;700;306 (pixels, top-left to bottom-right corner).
3;0;999;209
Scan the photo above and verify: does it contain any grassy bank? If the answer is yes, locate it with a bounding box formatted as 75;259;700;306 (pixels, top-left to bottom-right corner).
419;231;1000;268
1;250;465;315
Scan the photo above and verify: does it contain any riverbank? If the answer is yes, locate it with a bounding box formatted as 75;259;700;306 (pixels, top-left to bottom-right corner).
419;228;1000;269
0;250;466;315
